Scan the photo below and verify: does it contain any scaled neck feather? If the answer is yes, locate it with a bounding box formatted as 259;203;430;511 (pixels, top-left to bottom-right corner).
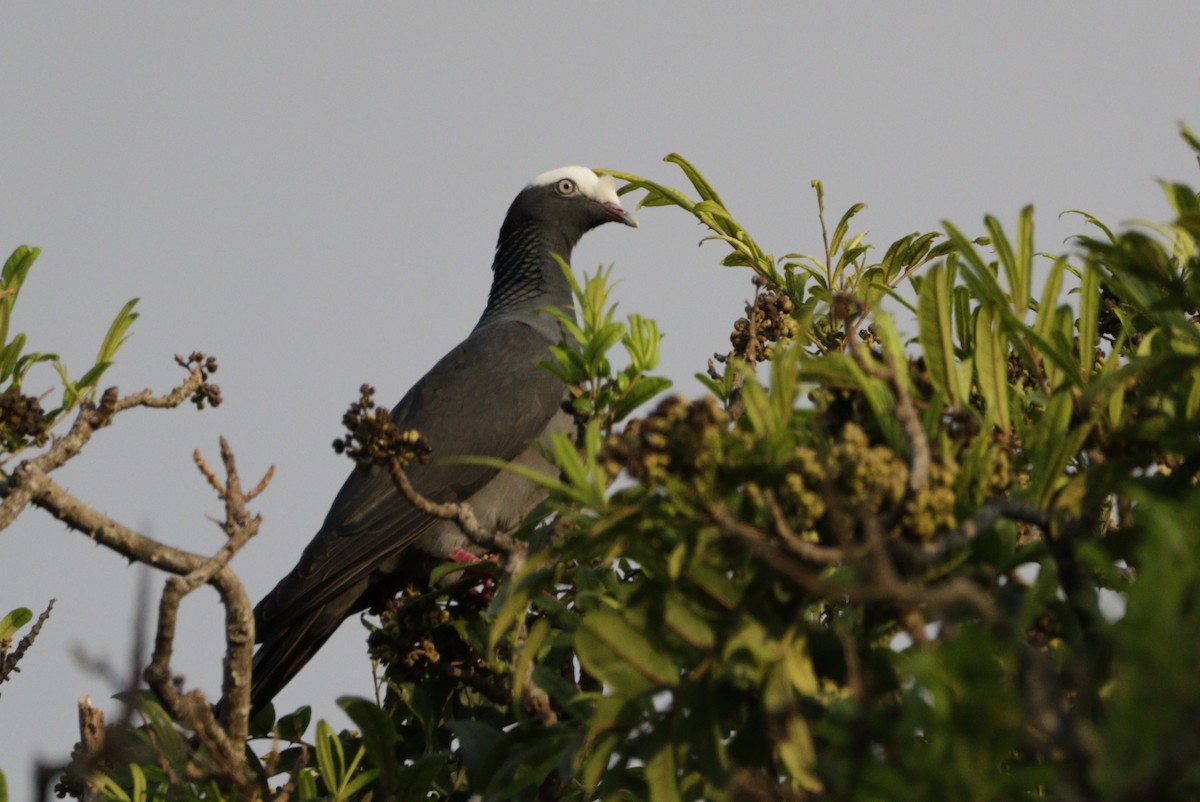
476;221;575;332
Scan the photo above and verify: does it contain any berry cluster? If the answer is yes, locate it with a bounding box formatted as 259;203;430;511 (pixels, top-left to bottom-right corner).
333;384;429;468
176;351;222;409
729;288;800;361
601;394;729;484
0;389;47;450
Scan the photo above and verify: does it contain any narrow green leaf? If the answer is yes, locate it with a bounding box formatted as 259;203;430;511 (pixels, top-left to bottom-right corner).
582;322;627;370
11;349;57;385
613;376;672;421
943;226;1008;308
339;767;379;800
0;334;25;382
1034;258;1066;341
314;720;340;795
98;775;132;802
918;262;962;405
449;453;576;502
0;607;32;639
664;153;725;205
297;768;319;801
974;307;1011;430
129;764;146;802
449;719;502;787
643;728;682;802
663;595;715;650
581;729;624;792
830;203;868;258
135;697;190;770
599;169;697;212
397;756;447;802
339;697;396;797
96;298;140;365
73;361;113;393
0;246;40;350
685;562;742;609
575;606;680;695
1078;257;1100;378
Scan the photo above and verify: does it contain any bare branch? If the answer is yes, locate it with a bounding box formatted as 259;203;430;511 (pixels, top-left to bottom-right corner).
143;437;271;761
0;385;260;780
76;696;107;802
0;358;216;532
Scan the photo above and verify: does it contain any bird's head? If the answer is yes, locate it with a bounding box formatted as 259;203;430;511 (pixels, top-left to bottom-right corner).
498;166;638;248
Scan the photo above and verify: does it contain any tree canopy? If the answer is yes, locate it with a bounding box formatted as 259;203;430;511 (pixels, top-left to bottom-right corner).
4;125;1200;801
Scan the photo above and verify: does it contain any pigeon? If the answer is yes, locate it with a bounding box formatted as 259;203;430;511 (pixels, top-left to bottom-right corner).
247;166;638;714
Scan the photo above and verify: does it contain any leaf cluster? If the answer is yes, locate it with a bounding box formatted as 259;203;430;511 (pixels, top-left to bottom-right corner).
39;124;1200;802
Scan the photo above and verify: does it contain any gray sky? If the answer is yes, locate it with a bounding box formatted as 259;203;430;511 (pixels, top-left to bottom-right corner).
2;4;1197;799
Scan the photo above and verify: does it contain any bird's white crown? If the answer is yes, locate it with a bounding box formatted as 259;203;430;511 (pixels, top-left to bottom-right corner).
528;165;620;206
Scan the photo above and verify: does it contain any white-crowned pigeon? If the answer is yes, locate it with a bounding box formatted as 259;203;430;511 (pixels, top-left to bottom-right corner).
247;166;637;713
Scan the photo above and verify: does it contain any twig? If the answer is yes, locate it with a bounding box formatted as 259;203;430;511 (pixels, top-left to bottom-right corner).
77;696;107;802
0;364;211;531
385;458;513;553
0;356;265;786
894;498;1048;570
763;490;846;565
710;502;999;623
145;437;272;764
0;598;54;685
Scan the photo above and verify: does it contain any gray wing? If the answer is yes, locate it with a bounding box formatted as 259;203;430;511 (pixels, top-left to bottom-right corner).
254;318;565;630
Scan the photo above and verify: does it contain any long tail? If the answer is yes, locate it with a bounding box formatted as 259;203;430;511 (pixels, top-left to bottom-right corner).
246;614;340;718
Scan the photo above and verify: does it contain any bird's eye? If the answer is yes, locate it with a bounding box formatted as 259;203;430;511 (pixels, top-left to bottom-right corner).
555;178;577;196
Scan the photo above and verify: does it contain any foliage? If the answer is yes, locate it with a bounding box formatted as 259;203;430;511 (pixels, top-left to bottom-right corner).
17;124;1200;801
0;246;141;778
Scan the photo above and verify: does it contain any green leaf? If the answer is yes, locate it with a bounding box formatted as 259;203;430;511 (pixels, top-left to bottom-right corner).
974;307;1011;429
643;727;682;802
830;203;868;262
98;775;132;802
449;719;502;787
623;313;663;372
96;298;140;366
944;225;1008;308
129;764;146;802
135;696;189;770
987;206;1034;316
396;756;446;802
575;606;681;695
1178;120;1200;154
918;261;962;405
275;705;311;740
314;720;343;796
613;376;672;422
73;361;113;393
338;766;379;800
663;595;715;650
664;153;725;206
1033;257;1066;341
1078;257;1100;377
0;334;25;382
0;246;39;350
582;321;627;371
0;607;32;639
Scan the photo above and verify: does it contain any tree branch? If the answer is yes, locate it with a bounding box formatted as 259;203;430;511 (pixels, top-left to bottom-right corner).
0;355;266;786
